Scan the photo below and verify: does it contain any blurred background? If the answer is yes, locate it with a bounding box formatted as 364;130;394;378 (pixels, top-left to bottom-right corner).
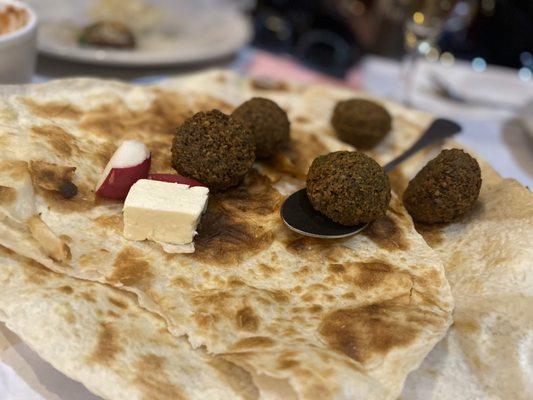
252;0;533;73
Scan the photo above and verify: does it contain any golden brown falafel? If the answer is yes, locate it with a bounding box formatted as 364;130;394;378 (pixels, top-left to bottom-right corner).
403;149;482;223
331;99;392;149
232;97;290;158
306;151;391;226
171;110;255;191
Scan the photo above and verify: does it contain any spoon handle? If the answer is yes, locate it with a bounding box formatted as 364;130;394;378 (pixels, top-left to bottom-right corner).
383;118;461;172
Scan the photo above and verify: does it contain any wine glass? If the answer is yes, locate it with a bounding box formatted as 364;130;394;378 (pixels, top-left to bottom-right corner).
390;0;459;105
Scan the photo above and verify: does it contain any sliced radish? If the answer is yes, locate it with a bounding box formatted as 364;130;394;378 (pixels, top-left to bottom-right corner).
148;174;206;188
95;140;151;199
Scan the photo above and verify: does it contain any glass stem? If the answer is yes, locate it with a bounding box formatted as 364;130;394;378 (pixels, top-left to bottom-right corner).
402;50;419;107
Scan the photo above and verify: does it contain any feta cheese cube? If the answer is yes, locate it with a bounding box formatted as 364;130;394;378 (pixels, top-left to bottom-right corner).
123;179;209;245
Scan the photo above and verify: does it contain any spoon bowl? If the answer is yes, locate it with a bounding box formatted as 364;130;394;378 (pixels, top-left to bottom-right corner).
281;188;368;238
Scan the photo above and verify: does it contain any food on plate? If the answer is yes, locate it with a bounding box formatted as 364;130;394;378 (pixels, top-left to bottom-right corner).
331;98;392;149
0;72;455;400
0;4;28;36
232;97;291;158
307;151;391;225
148;173;206;187
123;179;209;246
79;21;136;49
171;109;255;191
89;0;163;35
403;148;482;223
95;140;151;199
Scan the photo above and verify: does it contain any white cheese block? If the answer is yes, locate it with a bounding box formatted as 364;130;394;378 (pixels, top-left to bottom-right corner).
123;179;209;245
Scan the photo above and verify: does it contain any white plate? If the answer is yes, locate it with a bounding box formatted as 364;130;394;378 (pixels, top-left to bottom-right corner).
26;0;252;67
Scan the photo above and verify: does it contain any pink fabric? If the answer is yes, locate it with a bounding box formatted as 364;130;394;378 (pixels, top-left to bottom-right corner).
244;50;361;89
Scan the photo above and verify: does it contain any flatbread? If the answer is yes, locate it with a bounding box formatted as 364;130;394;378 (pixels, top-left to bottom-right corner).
0;71;453;399
397;144;533;399
0;245;261;400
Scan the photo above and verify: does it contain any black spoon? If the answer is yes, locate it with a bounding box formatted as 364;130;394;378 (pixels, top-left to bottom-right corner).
280;118;461;238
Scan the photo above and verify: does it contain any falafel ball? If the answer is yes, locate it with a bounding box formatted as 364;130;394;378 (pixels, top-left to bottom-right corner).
306;151;391;226
403;149;482;224
232;97;290;158
171;110;255;191
331;99;392;149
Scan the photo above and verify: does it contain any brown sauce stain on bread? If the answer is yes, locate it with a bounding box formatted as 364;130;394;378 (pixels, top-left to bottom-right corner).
284;235;347;261
232;336;275;349
363;216;408;251
135;355;186;400
218;171;283;216
194;312;215;329
29;161;95;212
319;302;419;363
294;116;310;123
193;291;232;307
29;160;75;191
22;99;82;120
309;304;323;313
62;310;76;324
0;186;16;205
90;322;121;365
171;276;190;288
108;296;128;309
209;358;260;400
21;259;48;285
236;307;260;332
58;285;73;294
31;125;79;158
1;160;29;180
453;317;480;334
268;289;289;303
270;133;330;179
190;172;279;266
228;277;245;287
328;264;346;274
353;262;401;289
93;215;123;233
78;91;189;139
388;168;408;195
81;292;96;303
258;263;276;277
110;247;153;289
414;222;445;247
0;134;9;149
277;358;300;370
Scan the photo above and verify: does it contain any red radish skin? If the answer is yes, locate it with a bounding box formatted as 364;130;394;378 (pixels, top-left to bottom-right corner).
148;174;207;188
96;156;151;199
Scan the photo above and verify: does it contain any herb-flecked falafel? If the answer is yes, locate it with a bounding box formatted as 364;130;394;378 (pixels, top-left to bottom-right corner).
306;151;391;226
331;99;392;149
403;149;482;223
171;110;255;191
232;97;290;158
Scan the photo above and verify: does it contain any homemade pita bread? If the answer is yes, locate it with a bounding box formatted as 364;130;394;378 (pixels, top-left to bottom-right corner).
398;144;533;400
0;72;452;399
0;246;263;400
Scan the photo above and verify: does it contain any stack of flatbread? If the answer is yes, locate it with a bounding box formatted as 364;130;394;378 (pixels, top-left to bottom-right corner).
0;70;530;399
